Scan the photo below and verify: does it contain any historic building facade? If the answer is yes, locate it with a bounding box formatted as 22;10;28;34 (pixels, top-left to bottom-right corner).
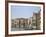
11;18;31;28
11;10;41;30
32;12;41;30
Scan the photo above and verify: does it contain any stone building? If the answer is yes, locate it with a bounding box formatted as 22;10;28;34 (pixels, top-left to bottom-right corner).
11;18;31;28
32;11;41;30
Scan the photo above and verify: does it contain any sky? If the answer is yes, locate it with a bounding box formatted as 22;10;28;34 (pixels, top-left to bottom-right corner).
11;5;41;19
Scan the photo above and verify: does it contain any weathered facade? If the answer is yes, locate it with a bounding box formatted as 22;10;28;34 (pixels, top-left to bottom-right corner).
11;18;31;28
32;12;41;30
